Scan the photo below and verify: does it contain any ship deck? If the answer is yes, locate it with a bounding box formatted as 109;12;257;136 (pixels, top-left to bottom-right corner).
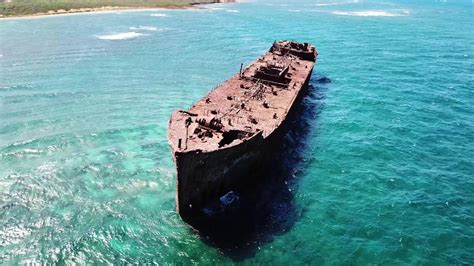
169;41;317;153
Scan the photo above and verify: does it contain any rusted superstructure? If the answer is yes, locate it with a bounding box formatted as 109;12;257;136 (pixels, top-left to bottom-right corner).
168;41;317;221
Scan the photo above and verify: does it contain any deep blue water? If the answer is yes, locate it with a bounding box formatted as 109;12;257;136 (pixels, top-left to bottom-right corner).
1;0;473;264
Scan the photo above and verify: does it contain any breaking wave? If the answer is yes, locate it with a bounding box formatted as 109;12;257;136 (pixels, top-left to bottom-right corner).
205;7;224;12
332;10;407;17
96;32;145;40
314;3;342;6
129;26;158;31
226;9;239;13
150;13;168;17
313;1;359;6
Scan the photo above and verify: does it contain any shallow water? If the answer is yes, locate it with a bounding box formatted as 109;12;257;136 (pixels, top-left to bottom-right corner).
1;0;473;264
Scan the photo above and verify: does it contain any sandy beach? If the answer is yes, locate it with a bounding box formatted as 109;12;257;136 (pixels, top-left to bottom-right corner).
0;1;234;20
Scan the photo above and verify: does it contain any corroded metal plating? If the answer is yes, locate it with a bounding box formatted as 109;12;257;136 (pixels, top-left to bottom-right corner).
168;41;317;220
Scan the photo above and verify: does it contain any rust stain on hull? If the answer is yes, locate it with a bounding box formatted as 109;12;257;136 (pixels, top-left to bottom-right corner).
168;40;318;221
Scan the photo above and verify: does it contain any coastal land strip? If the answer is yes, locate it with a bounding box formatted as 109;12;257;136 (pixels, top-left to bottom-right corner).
0;0;235;19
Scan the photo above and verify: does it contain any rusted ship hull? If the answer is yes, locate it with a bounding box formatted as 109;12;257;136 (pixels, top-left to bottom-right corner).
174;131;263;218
168;41;317;221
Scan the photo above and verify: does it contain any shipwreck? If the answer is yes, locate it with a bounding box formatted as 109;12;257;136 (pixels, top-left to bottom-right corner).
168;40;318;221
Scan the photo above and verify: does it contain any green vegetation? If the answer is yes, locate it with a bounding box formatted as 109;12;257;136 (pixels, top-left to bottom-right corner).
0;0;224;16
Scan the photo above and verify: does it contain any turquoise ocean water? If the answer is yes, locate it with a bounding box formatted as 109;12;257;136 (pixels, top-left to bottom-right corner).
1;0;473;264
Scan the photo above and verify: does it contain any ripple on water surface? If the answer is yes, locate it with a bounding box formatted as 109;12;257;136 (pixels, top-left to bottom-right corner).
0;0;473;264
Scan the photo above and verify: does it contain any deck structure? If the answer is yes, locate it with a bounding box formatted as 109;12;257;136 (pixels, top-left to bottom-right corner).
168;41;317;220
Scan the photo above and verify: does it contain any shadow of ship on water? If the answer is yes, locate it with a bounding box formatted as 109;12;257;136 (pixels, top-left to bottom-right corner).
185;75;331;261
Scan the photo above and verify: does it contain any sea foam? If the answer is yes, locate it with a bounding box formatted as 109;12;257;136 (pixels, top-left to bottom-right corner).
97;32;144;40
129;26;158;31
332;10;406;17
150;13;168;17
313;0;359;6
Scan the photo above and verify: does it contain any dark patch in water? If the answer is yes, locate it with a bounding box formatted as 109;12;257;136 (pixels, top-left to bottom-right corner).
315;76;332;83
184;74;330;261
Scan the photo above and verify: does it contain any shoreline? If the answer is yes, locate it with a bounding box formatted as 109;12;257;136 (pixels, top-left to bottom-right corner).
0;1;235;20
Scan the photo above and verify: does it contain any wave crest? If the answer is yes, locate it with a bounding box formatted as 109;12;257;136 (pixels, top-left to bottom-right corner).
97;32;144;40
314;1;359;6
150;13;168;17
129;26;158;31
332;11;406;17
